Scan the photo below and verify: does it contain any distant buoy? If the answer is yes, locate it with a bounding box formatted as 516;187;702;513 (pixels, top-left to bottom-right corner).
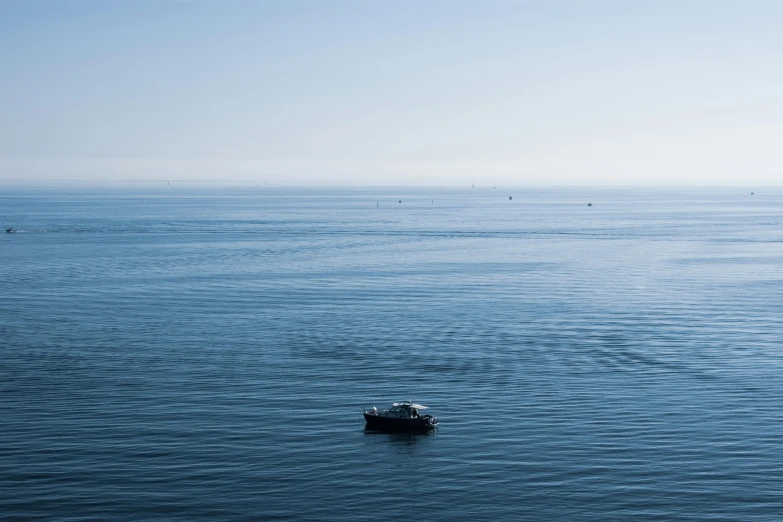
509;196;512;200
587;203;593;207
751;192;755;195
399;200;402;203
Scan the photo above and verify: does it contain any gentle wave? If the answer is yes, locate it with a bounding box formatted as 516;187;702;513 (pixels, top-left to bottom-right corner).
2;188;783;520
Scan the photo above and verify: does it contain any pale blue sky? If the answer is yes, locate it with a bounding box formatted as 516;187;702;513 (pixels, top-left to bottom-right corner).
2;1;782;185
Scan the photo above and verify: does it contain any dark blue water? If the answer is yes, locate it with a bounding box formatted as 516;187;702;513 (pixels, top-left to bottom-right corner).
2;186;783;520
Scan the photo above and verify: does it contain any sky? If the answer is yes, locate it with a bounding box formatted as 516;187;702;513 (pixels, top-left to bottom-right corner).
1;1;782;186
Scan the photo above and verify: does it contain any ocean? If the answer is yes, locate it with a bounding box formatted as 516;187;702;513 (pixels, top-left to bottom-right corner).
2;186;782;520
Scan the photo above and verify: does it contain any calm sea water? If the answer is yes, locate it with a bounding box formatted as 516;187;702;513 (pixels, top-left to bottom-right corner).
2;186;783;520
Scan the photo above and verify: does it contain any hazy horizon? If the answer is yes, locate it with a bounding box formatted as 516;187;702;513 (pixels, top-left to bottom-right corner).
3;1;782;186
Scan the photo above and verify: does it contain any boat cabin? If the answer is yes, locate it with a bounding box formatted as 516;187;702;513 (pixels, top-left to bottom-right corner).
381;402;428;418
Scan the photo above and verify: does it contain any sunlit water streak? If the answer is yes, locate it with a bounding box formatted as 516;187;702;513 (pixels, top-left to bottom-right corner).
2;186;783;520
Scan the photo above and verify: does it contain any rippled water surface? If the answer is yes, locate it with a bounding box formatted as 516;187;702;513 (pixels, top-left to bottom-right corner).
2;186;783;520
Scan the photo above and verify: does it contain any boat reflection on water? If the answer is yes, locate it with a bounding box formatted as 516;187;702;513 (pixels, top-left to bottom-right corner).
363;425;437;437
363;425;437;447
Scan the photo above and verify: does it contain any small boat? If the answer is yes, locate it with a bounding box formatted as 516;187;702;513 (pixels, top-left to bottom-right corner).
5;227;16;233
363;401;439;430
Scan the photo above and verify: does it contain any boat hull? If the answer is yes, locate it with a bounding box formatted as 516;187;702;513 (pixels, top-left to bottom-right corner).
363;412;438;431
